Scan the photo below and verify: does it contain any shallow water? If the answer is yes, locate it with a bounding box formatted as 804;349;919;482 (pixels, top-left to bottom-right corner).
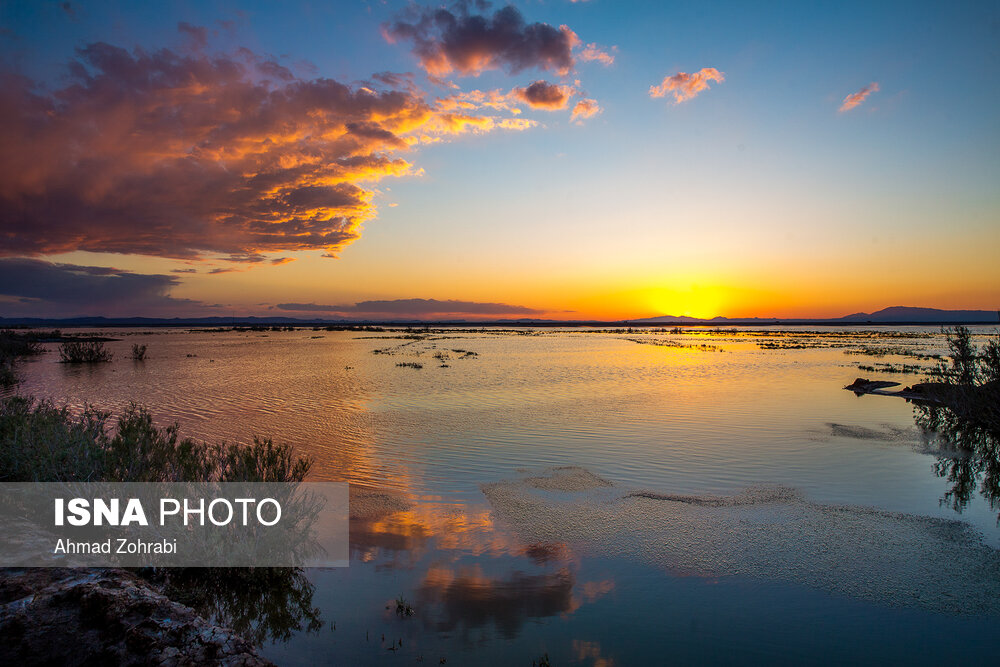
10;326;1000;664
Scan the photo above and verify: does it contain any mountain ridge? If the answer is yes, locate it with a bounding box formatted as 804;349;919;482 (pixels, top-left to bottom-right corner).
1;306;997;327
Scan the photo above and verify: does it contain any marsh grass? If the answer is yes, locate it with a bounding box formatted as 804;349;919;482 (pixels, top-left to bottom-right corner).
624;337;721;352
856;362;930;375
843;345;941;360
59;340;113;363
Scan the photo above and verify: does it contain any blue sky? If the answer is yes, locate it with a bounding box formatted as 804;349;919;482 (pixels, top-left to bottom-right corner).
0;1;997;318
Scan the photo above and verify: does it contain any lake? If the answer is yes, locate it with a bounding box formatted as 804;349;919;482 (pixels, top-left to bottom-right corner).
11;325;1000;665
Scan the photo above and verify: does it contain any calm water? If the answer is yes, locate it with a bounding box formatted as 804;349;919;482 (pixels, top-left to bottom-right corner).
10;326;1000;664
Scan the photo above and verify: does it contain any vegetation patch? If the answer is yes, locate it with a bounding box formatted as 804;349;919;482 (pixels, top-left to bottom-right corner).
59;341;112;363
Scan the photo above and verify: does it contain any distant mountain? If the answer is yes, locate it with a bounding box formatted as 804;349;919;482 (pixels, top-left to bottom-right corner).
632;306;999;325
837;306;1000;323
1;306;997;328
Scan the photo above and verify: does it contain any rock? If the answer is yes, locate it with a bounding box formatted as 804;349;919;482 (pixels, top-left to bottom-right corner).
844;377;901;395
0;568;273;666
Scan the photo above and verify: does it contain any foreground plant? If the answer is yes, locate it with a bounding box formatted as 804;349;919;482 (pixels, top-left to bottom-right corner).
0;396;311;483
0;393;320;649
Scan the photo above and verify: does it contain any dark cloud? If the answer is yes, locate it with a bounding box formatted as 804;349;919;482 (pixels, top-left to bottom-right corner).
277;298;542;317
385;3;578;77
0;258;211;317
513;80;572;109
0;37;526;265
177;22;208;50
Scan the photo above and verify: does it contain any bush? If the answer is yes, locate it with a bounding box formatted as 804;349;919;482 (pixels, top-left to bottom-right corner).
0;330;44;358
0;330;46;387
0;360;18;388
131;343;148;360
59;341;112;363
0;396;311;483
915;327;1000;520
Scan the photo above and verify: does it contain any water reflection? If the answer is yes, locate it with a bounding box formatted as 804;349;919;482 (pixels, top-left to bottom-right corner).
916;404;1000;521
347;485;620;645
160;567;322;645
349;495;518;569
16;327;1000;663
418;565;576;639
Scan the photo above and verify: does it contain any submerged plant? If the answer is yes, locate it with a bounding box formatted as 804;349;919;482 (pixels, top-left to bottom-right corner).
0;330;44;358
59;340;112;363
0;360;18;388
0;330;47;387
395;595;414;617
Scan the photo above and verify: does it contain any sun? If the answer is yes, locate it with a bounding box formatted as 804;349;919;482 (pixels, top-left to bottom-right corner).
647;286;726;320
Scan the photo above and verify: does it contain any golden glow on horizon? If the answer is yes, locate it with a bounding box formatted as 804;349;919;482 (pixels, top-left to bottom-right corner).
46;229;1000;322
645;286;726;320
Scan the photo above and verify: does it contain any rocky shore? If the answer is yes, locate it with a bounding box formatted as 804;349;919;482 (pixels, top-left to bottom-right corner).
0;568;271;666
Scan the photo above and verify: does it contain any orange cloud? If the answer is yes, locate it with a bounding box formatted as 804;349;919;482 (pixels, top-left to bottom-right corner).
649;67;725;103
839;82;880;112
513;80;574;110
0;29;535;264
439;83;592;120
579;43;615;66
571;98;601;123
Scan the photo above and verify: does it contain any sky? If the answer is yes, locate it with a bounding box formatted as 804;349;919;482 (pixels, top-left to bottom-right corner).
0;0;997;320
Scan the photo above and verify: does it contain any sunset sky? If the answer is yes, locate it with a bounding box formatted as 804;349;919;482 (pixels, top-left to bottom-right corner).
0;0;997;320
